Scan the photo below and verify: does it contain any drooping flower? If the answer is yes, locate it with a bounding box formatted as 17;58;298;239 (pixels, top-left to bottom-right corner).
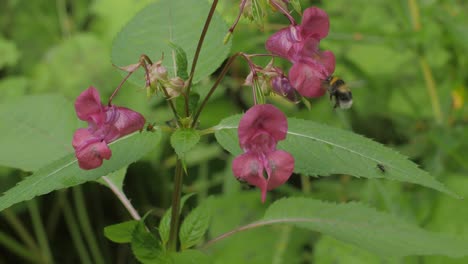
232;104;294;202
72;87;145;170
266;7;335;97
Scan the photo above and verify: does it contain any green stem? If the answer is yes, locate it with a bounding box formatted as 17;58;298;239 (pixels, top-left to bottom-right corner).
419;56;443;125
2;209;39;252
59;191;92;264
28;199;54;264
101;176;141;220
185;0;219;117
300;175;311;195
191;53;241;127
167;159;184;251
72;186;106;264
0;230;39;263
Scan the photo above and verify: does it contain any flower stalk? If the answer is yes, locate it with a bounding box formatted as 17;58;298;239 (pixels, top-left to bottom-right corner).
167;159;184;251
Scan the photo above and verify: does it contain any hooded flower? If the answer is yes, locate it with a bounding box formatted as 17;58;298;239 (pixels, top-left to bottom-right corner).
72;87;145;170
266;7;335;97
232;104;294;202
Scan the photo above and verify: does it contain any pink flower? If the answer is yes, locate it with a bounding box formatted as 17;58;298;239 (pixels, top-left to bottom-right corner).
266;7;335;97
72;87;145;170
232;104;294;202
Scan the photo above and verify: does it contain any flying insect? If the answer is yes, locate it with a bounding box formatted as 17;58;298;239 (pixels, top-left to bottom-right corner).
323;76;353;109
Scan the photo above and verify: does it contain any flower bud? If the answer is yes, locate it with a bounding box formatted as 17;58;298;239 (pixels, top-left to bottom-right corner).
148;61;168;84
166;77;185;98
271;75;299;102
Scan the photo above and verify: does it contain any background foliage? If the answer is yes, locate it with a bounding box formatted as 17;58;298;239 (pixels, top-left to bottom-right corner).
0;0;467;263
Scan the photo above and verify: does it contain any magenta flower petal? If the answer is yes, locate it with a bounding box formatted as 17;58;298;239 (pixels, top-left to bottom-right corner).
300;7;330;39
112;107;146;136
289;62;327;98
75;87;105;123
232;152;268;201
232;104;294;202
238;104;288;147
72;87;145;170
319;50;336;76
265;150;295;191
265;27;295;60
75;140;112;170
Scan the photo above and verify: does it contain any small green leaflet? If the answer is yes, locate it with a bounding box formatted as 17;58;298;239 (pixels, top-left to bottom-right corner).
179;203;211;250
104;220;138;243
0;131;161;212
168;42;188;80
170;129;200;159
262;198;468;257
214;115;457;197
159;193;196;247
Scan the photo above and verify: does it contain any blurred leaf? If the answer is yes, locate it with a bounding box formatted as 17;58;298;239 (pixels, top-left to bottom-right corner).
132;219;170;264
0;95;79;171
112;0;231;86
104;220;138;243
159;193;196;247
314;236;409;264
90;0;154;42
424;175;468;264
0;131;161;212
0;76;29;102
170;250;212;264
214;115;458;198
168;42;189;80
32;34;112;99
170;129;200;159
179;202;211;250
207;192;307;264
263;197;468;257
0;37;20;68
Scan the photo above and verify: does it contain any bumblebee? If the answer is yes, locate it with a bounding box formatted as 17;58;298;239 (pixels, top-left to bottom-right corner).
324;76;353;109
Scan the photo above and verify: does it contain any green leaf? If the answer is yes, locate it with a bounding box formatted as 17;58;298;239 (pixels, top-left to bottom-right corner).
96;167;127;192
132;220;170;264
214;115;457;197
104;220;138;243
170;129;200;159
0;95;80;171
262;197;468;257
170;250;212;264
159;193;196;247
179;203;211;250
168;42;189;80
0;131;161;212
112;0;231;86
0;37;20;69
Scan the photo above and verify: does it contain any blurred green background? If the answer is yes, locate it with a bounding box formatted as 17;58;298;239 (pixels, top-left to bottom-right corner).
0;0;467;263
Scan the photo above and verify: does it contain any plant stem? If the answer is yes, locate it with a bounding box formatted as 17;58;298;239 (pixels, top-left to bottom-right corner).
167;159;184;251
419;56;443;125
0;230;39;263
202;218;314;249
59;191;93;264
102;176;141;220
28;199;54;264
191;53;241;127
72;186;106;264
2;209;39;252
407;0;443;125
185;0;219;117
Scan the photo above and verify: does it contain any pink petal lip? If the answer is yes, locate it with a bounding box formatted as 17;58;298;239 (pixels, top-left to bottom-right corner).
238;104;288;147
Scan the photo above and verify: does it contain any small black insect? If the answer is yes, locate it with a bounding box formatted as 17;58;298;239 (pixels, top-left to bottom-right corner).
377;163;386;173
